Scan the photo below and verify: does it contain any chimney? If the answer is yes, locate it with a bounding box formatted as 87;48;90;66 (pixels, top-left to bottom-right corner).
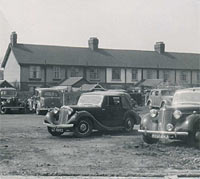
88;37;99;50
154;42;165;54
10;32;17;46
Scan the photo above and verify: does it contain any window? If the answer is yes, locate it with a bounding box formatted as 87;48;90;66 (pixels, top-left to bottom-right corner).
53;66;61;79
163;70;169;82
132;69;138;80
112;68;121;80
71;67;80;77
147;70;153;79
30;66;41;79
109;96;121;106
89;68;100;80
65;68;68;79
197;72;200;82
180;71;187;81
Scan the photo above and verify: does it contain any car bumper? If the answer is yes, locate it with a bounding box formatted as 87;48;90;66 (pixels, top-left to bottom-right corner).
43;121;74;129
138;129;188;136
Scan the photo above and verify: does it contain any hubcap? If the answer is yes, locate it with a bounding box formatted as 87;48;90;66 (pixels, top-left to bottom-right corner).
79;123;88;133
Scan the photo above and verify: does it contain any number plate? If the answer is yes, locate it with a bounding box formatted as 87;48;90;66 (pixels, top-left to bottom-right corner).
55;128;64;132
152;134;169;139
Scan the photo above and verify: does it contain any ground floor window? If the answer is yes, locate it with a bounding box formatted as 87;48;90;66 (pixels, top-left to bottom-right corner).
89;68;100;80
29;66;41;79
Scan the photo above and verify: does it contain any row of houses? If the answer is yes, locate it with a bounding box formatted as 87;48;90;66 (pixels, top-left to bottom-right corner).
1;32;200;91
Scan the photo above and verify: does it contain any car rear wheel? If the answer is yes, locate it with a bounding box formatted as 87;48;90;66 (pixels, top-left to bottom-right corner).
143;134;159;144
74;118;92;137
124;117;134;132
47;127;64;136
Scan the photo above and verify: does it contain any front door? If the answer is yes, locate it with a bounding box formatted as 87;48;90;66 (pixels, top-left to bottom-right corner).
102;96;125;127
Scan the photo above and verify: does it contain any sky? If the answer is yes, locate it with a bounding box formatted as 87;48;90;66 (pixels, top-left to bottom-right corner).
0;0;200;63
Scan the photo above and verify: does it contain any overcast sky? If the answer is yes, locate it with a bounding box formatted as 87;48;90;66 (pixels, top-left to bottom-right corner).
0;0;199;63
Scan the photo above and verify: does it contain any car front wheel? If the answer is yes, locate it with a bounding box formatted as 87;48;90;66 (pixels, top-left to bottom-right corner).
47;127;64;136
124;117;134;132
1;107;8;114
74;118;92;137
143;134;159;144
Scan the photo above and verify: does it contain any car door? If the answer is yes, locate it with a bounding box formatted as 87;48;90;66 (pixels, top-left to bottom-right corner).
102;96;125;127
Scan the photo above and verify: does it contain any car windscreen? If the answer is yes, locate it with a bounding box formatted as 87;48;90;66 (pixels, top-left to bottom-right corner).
0;90;17;97
161;90;175;96
41;91;60;97
172;92;200;105
77;95;104;106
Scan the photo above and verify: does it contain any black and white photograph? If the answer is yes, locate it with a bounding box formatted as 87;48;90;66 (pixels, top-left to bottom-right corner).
0;0;200;178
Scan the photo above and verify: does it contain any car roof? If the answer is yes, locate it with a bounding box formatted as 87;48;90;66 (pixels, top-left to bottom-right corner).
0;87;16;91
81;90;129;96
175;87;200;93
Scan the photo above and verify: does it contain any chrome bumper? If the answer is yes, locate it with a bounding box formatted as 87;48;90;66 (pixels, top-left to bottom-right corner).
43;122;74;128
138;129;188;136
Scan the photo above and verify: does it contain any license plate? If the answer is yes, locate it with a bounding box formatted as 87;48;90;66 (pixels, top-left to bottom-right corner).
54;128;64;132
152;134;169;139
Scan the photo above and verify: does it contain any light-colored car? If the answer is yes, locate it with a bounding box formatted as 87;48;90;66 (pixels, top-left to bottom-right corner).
28;88;62;115
146;89;175;109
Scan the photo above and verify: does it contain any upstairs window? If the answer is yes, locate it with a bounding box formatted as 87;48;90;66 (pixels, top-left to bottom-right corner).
147;70;153;79
30;66;41;79
89;68;100;80
53;66;61;79
112;68;121;80
197;72;200;82
180;71;187;81
163;70;170;82
132;69;138;80
71;67;80;77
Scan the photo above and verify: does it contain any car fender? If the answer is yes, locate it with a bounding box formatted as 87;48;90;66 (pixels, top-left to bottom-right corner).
140;113;159;131
176;114;200;132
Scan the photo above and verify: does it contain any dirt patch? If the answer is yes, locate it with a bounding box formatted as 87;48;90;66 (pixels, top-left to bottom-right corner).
0;113;200;177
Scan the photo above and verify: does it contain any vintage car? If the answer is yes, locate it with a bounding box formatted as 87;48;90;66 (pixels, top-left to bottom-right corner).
0;88;26;114
28;88;62;115
146;89;175;109
44;91;141;137
139;88;200;148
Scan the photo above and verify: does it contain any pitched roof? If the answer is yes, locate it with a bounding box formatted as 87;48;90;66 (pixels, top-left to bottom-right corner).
59;77;84;86
81;84;105;91
137;79;164;87
1;43;200;70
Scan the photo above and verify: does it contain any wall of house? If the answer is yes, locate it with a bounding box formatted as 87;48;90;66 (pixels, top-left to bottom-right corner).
4;51;21;88
106;68;125;83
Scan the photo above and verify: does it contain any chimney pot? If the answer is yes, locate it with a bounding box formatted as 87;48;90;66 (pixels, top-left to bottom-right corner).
10;32;17;46
154;42;165;54
88;37;99;50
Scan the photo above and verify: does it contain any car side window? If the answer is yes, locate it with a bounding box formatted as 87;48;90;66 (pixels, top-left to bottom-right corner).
155;91;159;96
108;96;121;106
121;96;131;109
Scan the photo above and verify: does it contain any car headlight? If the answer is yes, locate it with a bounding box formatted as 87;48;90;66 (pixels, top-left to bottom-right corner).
53;107;60;114
173;110;182;119
150;109;158;118
7;99;11;103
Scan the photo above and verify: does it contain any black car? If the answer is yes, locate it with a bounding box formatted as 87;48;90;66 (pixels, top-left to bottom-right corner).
44;91;141;137
139;88;200;148
0;88;26;114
